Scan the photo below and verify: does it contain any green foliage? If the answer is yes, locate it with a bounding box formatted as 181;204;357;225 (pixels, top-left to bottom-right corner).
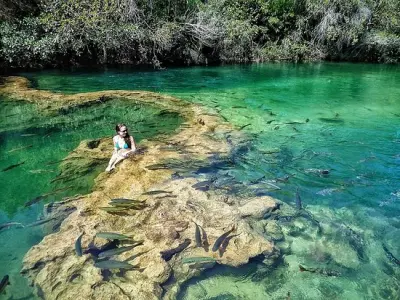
0;18;57;67
0;0;399;68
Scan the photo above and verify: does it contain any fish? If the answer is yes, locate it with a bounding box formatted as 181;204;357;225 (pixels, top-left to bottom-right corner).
109;202;147;209
160;239;191;261
295;188;302;210
193;221;202;247
24;186;74;207
188;261;216;269
0;222;24;232
26;217;56;227
98;245;138;259
382;244;400;266
2;161;25;172
238;123;251;130
182;257;217;264
320;169;330;175
94;260;138;270
84;239;120;257
7;145;33;153
0;275;10;294
145;164;170;170
109;198;142;204
75;233;84;257
96;232;132;240
20;133;37;137
24;195;47;207
299;264;341;276
318;117;344;123
212;226;236;252
199;225;209;252
192;180;213;191
219;234;240;257
142;190;172;195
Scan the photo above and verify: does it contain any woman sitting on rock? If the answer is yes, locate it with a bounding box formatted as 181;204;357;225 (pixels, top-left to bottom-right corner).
106;124;137;172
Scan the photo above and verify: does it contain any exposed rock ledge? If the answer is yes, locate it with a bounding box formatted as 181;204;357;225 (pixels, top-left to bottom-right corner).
1;77;280;299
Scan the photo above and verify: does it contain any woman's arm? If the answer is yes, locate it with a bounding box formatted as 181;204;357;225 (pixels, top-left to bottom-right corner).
112;136;120;154
130;136;137;151
121;136;137;157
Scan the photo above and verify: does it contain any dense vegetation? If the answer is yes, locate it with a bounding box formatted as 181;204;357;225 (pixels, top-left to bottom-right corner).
0;0;399;69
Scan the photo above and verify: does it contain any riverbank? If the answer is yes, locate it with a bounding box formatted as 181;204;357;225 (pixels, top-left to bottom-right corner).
0;77;283;299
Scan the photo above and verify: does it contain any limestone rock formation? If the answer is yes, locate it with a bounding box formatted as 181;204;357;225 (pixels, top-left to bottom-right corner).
1;77;280;299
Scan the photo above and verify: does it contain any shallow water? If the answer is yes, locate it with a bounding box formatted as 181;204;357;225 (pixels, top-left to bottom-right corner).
4;63;400;299
0;96;182;299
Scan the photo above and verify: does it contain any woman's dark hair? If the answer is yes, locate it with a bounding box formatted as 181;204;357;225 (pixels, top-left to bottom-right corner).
115;123;127;133
115;123;131;148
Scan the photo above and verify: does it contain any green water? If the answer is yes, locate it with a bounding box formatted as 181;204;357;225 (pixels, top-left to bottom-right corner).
6;63;400;299
0;96;182;299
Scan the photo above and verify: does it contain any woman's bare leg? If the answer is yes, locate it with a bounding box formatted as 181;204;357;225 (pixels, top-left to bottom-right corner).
110;156;125;169
106;152;119;171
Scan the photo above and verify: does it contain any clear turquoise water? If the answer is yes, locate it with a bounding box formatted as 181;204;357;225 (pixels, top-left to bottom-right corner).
0;96;182;299
6;63;400;299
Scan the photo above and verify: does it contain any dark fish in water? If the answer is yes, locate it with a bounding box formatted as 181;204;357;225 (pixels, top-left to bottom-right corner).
0;275;10;294
96;232;131;240
142;190;172;195
160;239;191;261
188;261;216;269
192;180;213;191
199;225;209;252
24;195;46;207
295;188;302;210
24;186;74;207
299;264;341;276
0;222;24;232
212;226;236;252
26;217;56;227
94;260;138;270
219;234;240;257
318;117;344;123
2;161;25;172
75;233;84;257
182;257;217;264
109;202;147;209
84;239;119;257
98;245;139;259
274;215;295;222
109;198;142;204
382;244;400;266
238;123;251;130
193;221;202;247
